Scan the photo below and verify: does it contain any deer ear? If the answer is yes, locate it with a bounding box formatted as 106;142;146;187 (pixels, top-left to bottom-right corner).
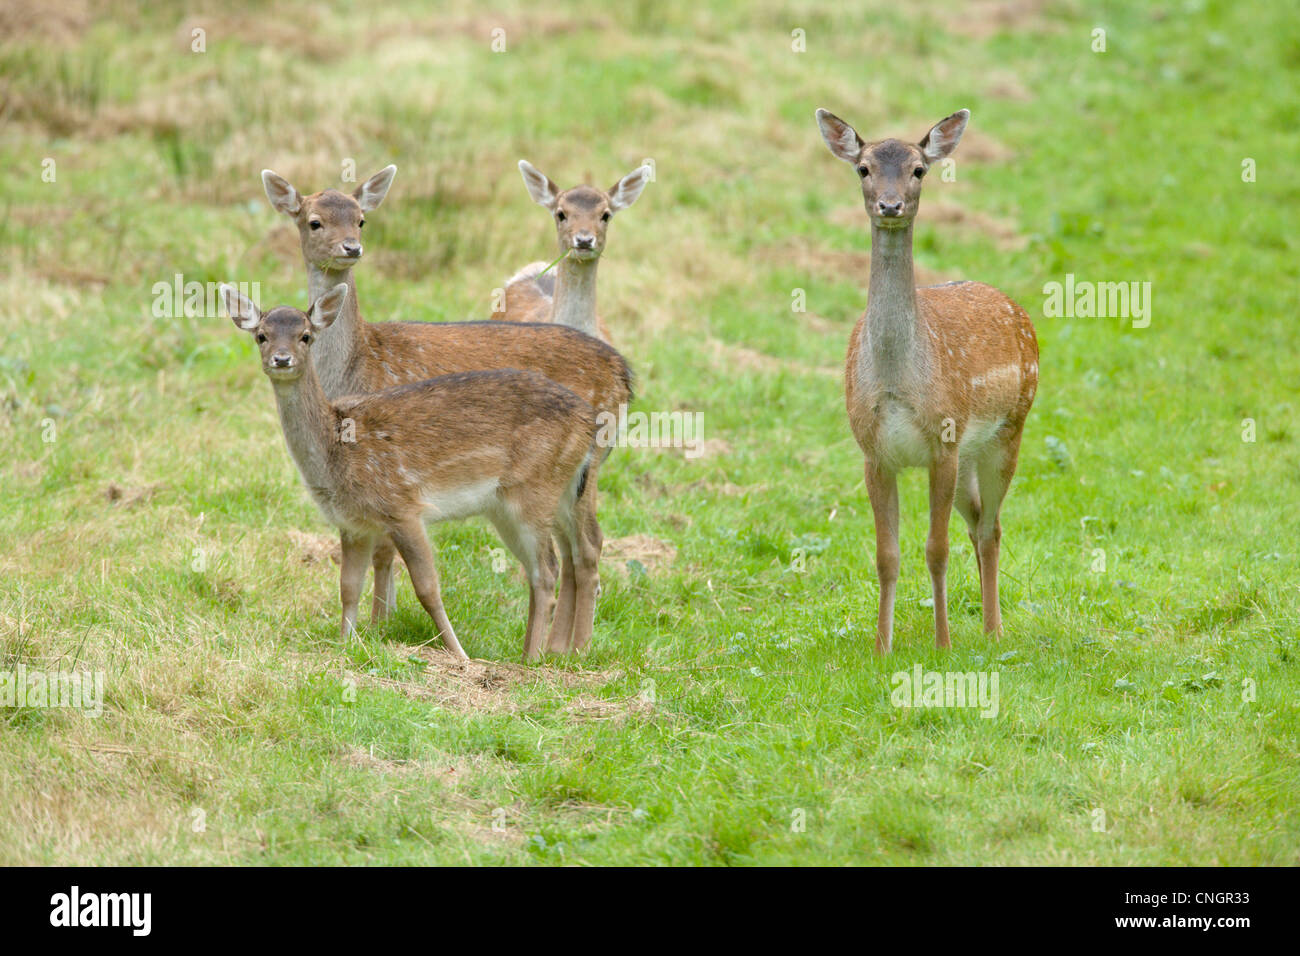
354;164;396;212
920;109;969;162
608;165;651;212
308;283;349;330
518;160;559;210
220;283;261;331
262;170;302;216
816;109;864;164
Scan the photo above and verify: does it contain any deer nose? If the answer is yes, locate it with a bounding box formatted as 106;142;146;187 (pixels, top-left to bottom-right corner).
876;199;905;217
271;353;293;368
573;235;595;250
342;240;362;257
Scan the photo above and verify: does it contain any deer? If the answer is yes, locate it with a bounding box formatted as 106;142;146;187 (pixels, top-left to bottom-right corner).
220;282;602;662
261;165;632;654
814;107;1039;654
489;161;652;342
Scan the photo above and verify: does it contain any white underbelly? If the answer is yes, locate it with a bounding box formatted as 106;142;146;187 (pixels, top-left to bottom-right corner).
420;478;500;523
874;408;1006;471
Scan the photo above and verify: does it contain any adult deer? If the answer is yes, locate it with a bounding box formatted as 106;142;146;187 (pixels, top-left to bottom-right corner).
221;283;600;662
815;108;1038;653
261;165;630;654
490;161;652;342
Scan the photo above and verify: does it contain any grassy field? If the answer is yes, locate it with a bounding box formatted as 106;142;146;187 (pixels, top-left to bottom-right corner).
1;0;1297;865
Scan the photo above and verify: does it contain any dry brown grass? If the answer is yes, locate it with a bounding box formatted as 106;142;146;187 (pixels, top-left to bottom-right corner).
0;0;90;44
360;643;619;714
602;534;678;577
706;337;839;379
945;0;1065;40
758;237;952;288
286;530;341;566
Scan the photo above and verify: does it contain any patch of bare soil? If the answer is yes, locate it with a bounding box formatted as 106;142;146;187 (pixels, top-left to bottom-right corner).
947;0;1059;39
373;12;614;47
104;482;164;507
29;264;112;288
705;339;838;380
950;127;1014;164
799;312;843;335
983;72;1034;101
286;530;340;566
248;225;306;273
759;238;950;287
361;645;616;715
685;437;734;459
602;534;678;577
924;199;1028;250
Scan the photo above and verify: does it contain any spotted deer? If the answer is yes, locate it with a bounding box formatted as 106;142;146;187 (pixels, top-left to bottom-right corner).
261;165;631;654
815;108;1039;654
220;283;601;662
490;161;652;342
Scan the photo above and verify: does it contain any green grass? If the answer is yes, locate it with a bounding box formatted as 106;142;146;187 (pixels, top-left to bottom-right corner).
0;0;1296;864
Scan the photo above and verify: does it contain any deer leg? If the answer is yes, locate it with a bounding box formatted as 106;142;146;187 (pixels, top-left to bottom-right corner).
954;465;984;605
546;488;579;654
865;463;900;655
927;453;958;649
551;460;600;655
974;448;1017;637
547;547;578;654
976;515;1004;637
568;484;603;654
339;531;375;641
491;509;557;662
387;520;468;661
525;533;559;662
371;536;398;624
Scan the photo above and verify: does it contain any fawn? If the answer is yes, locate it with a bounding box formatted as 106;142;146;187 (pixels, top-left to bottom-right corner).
261;165;630;654
815;108;1039;653
490;161;652;342
220;282;602;662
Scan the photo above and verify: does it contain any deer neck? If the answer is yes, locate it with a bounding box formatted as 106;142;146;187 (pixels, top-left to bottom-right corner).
861;223;930;391
269;361;337;495
550;256;600;336
306;264;362;399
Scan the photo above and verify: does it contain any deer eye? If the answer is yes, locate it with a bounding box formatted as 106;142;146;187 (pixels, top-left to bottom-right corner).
857;165;870;178
914;166;926;179
301;333;311;343
556;210;566;222
309;220;322;230
359;219;365;228
256;333;267;344
601;211;611;222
